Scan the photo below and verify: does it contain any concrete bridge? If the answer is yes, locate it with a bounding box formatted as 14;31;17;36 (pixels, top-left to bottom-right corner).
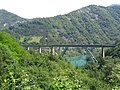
21;44;115;58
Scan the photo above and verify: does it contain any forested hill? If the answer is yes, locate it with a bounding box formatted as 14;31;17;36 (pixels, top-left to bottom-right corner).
1;5;120;45
0;9;26;27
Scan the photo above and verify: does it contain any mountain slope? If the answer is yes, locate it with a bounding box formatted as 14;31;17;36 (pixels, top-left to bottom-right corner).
0;9;26;27
1;5;120;45
110;4;120;6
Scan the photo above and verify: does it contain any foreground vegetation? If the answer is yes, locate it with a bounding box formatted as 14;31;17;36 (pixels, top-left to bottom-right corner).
0;32;120;90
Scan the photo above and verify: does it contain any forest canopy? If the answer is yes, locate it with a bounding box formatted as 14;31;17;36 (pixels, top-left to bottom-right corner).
0;32;120;90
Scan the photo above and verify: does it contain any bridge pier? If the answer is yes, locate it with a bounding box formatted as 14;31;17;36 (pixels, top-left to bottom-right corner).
39;47;42;53
58;47;61;51
27;47;30;50
102;47;105;58
51;47;55;55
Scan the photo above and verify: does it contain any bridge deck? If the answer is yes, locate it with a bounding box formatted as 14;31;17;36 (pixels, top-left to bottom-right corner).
21;44;115;48
52;45;115;48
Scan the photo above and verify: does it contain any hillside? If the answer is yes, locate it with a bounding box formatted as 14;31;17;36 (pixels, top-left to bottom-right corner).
0;32;120;90
0;9;26;27
1;5;120;45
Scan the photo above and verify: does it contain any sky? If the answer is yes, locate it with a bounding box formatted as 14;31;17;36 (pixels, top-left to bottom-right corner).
0;0;120;19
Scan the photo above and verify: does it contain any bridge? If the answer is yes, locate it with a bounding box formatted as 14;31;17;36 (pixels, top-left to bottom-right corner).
21;44;115;58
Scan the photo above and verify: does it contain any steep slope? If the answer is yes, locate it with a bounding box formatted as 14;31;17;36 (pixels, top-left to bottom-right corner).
2;5;120;44
0;32;120;90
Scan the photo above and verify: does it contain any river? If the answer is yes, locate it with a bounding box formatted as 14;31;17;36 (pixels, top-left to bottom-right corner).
65;55;87;67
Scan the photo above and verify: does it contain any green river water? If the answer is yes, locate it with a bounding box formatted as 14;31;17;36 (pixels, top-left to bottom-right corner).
66;55;87;67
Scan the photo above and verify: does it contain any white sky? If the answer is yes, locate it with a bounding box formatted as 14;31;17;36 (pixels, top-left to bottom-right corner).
0;0;120;19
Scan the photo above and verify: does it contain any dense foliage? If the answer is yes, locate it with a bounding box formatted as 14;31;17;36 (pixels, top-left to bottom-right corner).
0;32;120;90
0;4;120;90
106;40;120;58
0;32;83;89
1;5;119;45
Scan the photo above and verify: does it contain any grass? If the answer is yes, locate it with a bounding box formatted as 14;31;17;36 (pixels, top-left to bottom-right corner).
28;36;41;43
19;36;25;42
